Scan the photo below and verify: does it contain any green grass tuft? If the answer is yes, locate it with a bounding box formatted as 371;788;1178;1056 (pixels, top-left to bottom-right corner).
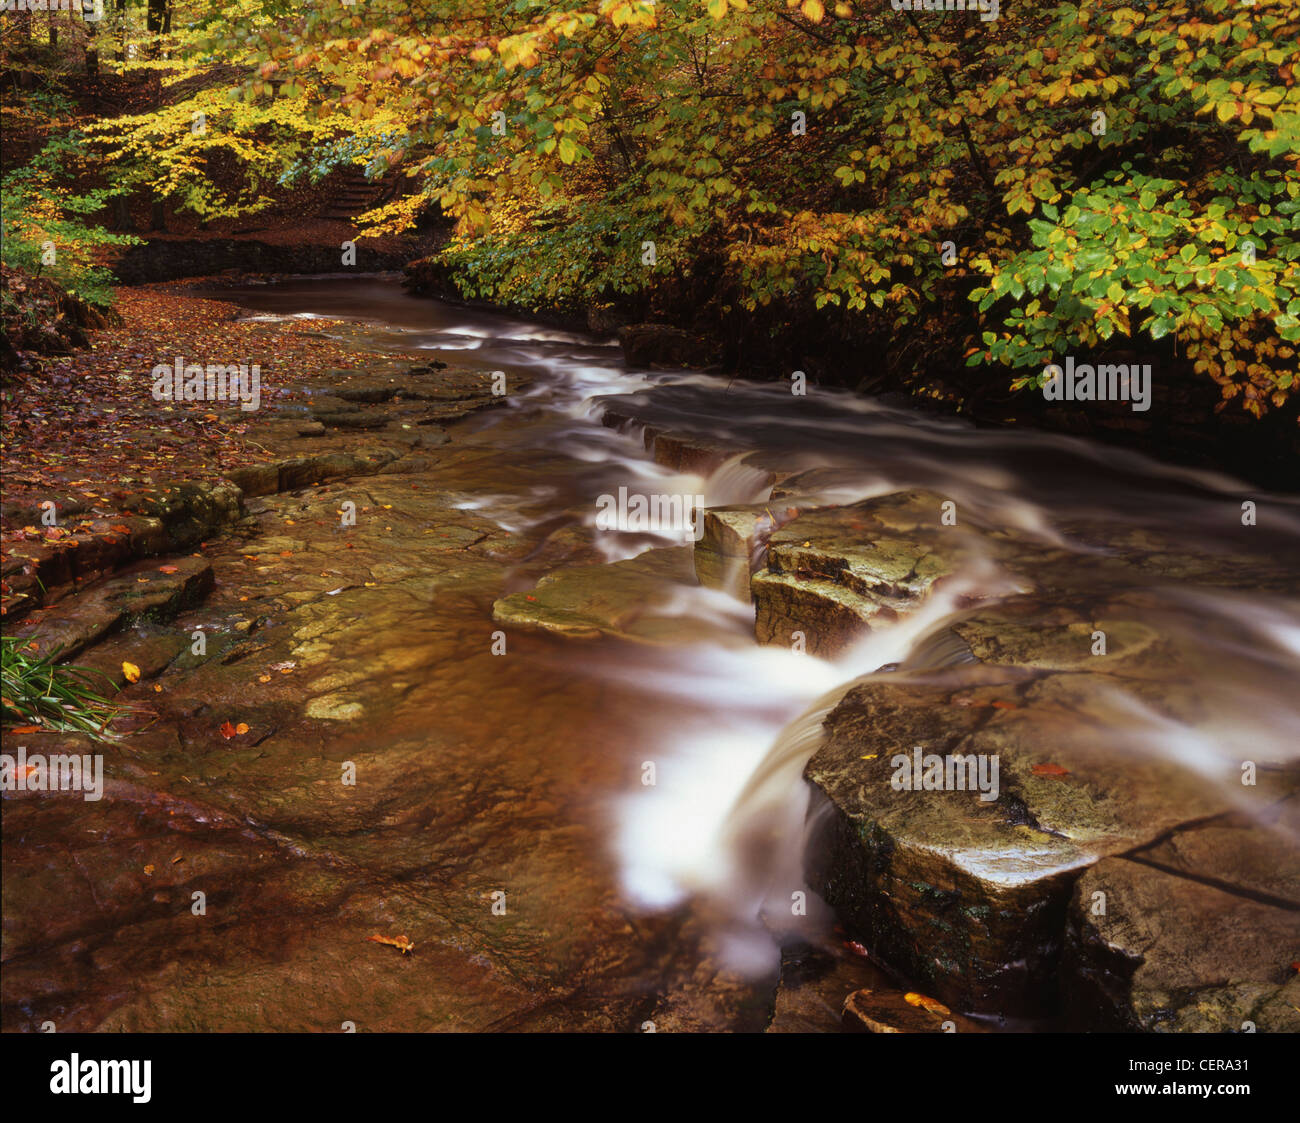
1;635;121;742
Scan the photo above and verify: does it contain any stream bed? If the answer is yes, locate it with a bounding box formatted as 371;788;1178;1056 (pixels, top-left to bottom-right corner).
4;274;1297;1033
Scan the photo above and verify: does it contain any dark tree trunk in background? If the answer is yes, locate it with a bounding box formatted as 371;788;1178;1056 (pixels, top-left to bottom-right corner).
85;2;99;75
146;0;169;58
113;194;134;232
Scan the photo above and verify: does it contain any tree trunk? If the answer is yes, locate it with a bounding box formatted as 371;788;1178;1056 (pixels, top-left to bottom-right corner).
85;2;100;75
146;0;168;58
113;194;134;232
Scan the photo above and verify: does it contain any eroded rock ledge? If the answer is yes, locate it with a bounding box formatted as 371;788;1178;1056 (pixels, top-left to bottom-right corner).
764;490;1299;1029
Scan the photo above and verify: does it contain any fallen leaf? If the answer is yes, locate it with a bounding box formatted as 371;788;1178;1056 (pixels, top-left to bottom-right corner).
904;992;951;1016
158;564;178;574
8;725;41;734
1032;762;1070;776
367;933;415;955
122;661;141;683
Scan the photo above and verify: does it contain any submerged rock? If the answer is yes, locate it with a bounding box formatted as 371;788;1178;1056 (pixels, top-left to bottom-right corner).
492;547;721;644
842;987;986;1034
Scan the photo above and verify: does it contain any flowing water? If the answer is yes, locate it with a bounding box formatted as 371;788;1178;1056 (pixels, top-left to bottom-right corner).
164;272;1300;1028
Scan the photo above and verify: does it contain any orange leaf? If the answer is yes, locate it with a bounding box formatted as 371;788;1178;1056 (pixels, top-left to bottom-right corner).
158;565;179;574
219;721;237;739
8;725;41;734
1032;762;1070;776
122;661;141;683
904;992;952;1016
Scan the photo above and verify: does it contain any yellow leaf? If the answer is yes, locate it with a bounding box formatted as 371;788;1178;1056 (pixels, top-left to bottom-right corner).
122;661;141;684
801;0;825;20
904;992;951;1016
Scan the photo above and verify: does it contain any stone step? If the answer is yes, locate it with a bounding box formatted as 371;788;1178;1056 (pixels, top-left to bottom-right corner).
12;556;215;661
2;481;241;623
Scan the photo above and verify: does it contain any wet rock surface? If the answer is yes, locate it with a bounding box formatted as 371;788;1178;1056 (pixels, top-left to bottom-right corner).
762;490;1300;1019
1063;802;1300;1033
2;361;771;1033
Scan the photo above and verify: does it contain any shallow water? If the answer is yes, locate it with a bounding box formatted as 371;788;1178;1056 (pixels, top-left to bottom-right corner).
165;274;1300;1025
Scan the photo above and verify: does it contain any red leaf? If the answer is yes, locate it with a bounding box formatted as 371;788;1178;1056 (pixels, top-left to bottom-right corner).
1032;762;1070;776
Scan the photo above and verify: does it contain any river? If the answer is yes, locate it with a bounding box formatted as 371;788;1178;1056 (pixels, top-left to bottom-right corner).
14;272;1291;1033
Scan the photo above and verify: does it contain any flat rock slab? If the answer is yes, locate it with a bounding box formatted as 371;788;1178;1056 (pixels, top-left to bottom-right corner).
492;547;718;644
13;557;214;660
1061;799;1300;1032
751;489;1023;658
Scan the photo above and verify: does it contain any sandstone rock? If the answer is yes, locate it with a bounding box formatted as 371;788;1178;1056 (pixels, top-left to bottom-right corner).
492;547;705;643
13;557;215;659
842;987;986;1033
694;504;776;597
789;490;1299;1020
751;489;1002;658
1062;804;1300;1032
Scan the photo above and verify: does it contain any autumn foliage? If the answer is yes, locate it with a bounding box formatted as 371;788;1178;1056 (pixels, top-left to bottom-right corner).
183;0;1297;416
4;1;1298;415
